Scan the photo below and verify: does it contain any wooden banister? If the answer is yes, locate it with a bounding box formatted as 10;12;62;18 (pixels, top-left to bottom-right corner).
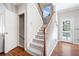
44;11;55;56
44;28;46;56
37;3;46;56
37;3;43;19
45;11;55;30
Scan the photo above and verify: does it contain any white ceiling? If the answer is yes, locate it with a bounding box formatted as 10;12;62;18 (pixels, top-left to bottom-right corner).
12;3;22;6
56;3;79;12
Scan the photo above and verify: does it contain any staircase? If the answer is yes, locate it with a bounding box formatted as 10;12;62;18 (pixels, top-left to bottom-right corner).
28;24;46;56
27;3;54;56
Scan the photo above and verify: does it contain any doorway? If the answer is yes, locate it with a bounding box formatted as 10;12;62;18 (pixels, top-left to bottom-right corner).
19;13;25;48
62;18;72;43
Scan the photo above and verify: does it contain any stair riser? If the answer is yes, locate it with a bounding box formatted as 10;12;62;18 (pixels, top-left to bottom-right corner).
42;26;46;28
40;27;44;30
33;39;44;45
34;38;44;41
37;32;44;35
41;25;46;28
40;29;44;31
36;35;44;39
28;49;42;56
28;24;47;56
30;44;44;52
36;34;44;37
38;30;44;33
41;27;45;30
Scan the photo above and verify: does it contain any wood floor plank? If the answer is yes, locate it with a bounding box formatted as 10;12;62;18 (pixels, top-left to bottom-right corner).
51;41;79;56
1;41;79;56
0;46;32;56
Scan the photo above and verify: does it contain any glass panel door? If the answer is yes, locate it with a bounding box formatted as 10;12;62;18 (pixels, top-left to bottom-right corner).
62;18;72;43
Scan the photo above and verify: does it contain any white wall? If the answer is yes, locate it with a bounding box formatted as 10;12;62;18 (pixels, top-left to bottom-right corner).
27;3;43;48
3;3;17;13
58;8;79;44
17;4;27;14
45;12;58;55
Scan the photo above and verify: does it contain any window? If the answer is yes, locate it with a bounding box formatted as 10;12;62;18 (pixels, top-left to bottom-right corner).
63;20;70;31
62;20;71;39
43;6;51;18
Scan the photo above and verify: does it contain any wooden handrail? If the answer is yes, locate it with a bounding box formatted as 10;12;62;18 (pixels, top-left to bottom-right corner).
45;11;55;30
37;3;43;19
44;28;46;56
37;3;46;56
44;11;55;56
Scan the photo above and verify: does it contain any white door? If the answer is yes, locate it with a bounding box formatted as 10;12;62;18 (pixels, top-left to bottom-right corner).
4;9;18;53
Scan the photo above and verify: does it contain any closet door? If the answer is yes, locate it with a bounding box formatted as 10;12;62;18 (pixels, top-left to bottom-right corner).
4;9;17;53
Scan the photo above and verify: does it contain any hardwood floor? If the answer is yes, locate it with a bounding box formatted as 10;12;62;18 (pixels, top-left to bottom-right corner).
1;42;79;56
51;41;79;56
0;46;31;56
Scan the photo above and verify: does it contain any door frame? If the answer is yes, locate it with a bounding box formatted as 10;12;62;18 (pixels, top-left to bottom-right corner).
61;17;73;43
17;10;27;51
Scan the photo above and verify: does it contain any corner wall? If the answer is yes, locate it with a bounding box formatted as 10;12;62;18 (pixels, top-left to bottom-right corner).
45;10;58;55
